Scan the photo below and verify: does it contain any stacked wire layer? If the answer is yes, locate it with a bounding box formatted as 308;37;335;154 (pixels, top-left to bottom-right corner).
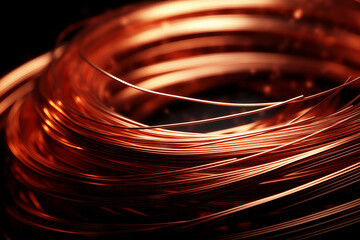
1;0;360;239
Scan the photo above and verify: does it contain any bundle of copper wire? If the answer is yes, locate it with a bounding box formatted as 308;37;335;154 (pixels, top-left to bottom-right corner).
1;0;360;239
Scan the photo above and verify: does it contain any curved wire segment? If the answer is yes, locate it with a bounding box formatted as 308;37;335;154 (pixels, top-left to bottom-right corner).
1;0;360;239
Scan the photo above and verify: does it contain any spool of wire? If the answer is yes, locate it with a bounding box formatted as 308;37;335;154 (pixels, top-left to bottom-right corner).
1;0;360;239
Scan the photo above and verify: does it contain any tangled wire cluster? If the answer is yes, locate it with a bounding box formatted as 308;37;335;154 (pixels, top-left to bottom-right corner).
1;0;360;239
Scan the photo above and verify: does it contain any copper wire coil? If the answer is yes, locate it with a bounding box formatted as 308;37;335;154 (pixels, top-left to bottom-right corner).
1;0;360;239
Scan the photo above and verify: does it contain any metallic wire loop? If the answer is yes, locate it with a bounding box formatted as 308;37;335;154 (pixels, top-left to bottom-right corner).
1;0;360;239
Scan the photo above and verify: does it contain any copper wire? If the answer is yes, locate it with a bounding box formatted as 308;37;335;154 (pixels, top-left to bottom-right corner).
1;0;360;239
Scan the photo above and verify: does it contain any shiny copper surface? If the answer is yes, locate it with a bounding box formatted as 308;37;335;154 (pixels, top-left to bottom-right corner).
1;0;360;239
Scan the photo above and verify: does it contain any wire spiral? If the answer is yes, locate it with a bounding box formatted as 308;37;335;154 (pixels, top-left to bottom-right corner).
1;0;360;239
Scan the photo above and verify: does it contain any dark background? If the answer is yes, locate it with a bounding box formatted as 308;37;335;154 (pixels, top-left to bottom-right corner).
0;1;144;77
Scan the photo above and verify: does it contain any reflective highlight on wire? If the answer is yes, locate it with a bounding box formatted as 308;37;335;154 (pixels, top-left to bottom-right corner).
1;0;360;239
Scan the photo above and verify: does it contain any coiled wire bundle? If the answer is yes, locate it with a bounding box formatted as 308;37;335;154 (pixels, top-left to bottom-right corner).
1;0;360;239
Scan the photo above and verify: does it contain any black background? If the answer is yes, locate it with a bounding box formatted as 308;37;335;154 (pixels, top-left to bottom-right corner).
0;1;143;77
1;2;360;239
